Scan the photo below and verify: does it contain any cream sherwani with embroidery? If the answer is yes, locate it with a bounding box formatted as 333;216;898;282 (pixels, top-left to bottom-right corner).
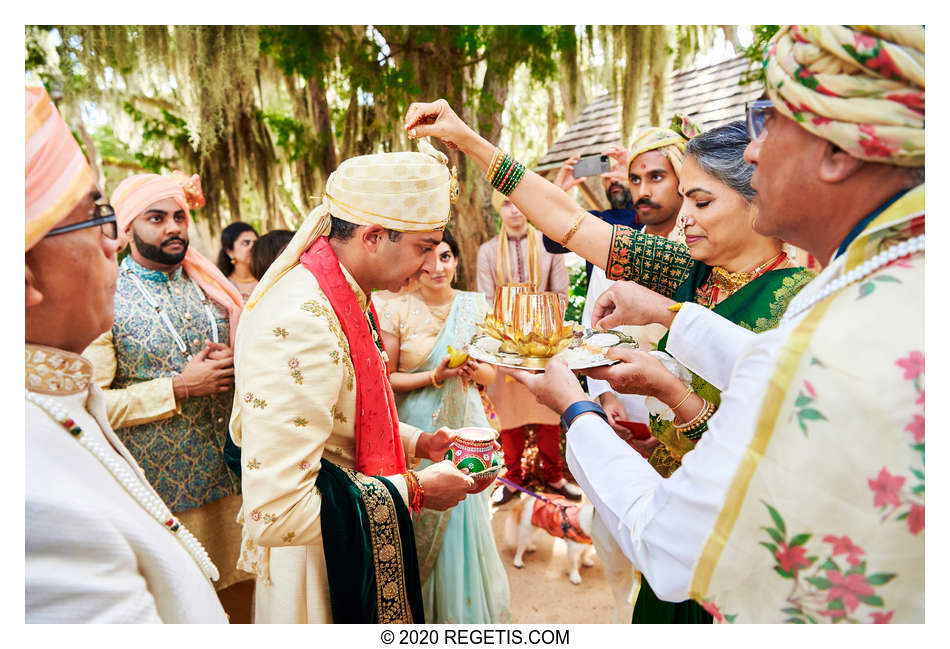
26;345;227;623
230;262;421;624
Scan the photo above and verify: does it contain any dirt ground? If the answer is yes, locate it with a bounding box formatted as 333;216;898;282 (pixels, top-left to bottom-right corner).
488;493;620;624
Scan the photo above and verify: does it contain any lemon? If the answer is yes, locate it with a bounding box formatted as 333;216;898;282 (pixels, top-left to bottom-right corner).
447;345;468;368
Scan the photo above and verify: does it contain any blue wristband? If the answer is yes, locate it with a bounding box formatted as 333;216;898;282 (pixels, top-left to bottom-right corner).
561;400;609;430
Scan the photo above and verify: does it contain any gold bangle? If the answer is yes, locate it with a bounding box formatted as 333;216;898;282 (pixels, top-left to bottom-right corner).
674;397;709;430
560;212;585;247
668;302;683;312
430;370;444;389
670;387;693;411
486;148;504;181
661;386;693;419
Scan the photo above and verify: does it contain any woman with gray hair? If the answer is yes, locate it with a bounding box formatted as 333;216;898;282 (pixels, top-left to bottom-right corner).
408;103;817;622
594;121;818;623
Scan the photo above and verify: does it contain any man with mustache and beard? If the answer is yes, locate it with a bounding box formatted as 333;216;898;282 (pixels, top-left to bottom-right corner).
83;173;252;621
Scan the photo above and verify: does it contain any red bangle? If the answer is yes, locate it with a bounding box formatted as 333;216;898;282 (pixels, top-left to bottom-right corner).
403;470;423;514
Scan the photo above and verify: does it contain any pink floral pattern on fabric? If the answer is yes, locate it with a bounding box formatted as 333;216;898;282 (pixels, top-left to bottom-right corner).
763;26;923;166
758;502;897;623
790;358;827;436
867;351;925;535
700;599;736;624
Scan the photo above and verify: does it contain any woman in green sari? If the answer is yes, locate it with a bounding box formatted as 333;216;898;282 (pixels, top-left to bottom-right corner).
374;230;511;624
602;122;815;622
403;103;813;623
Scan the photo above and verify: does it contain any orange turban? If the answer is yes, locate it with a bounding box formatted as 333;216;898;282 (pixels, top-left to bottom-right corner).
25;87;95;251
111;173;244;346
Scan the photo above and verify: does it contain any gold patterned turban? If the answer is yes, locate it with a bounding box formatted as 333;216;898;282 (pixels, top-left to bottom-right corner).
627;114;703;177
763;25;924;167
246;139;457;309
26;87;95;251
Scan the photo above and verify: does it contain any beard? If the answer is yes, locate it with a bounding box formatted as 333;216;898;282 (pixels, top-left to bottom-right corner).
132;229;189;266
607;185;634;210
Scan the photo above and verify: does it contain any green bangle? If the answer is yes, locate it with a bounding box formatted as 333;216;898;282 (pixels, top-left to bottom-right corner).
502;163;526;195
491;154;513;188
494;157;517;192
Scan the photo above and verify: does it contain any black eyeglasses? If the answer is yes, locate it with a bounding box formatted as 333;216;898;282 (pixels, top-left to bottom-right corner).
45;204;118;240
745;99;774;140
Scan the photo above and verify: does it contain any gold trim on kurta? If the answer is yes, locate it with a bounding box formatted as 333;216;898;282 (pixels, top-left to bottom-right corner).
341;466;414;624
688;296;836;601
25;344;94;394
844;185;924;272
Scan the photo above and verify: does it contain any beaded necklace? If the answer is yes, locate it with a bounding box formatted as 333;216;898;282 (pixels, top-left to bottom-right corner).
781;235;924;322
25;390;219;582
126;268;219;360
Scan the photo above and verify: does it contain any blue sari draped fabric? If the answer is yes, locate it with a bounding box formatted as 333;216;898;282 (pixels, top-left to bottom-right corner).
394;291;511;623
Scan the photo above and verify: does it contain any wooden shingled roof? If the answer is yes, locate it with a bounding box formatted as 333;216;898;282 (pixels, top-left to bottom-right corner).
535;55;764;177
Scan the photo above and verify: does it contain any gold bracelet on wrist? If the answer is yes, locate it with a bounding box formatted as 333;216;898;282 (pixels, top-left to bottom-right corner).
560;212;585;247
430;370;444;389
660;386;693;420
674;397;709;430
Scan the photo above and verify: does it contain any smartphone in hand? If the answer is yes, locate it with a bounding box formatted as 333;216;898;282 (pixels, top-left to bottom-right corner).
572;154;611;179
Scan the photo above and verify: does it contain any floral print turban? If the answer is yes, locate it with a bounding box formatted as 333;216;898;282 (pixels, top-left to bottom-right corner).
763;25;924;167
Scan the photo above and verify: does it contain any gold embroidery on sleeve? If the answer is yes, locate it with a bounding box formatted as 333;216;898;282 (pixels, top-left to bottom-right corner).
289;357;304;384
301;299;355;391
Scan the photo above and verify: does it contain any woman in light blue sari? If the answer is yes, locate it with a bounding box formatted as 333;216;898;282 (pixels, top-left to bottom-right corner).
375;230;511;624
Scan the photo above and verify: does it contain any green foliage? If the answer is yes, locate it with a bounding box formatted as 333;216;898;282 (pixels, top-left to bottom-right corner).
739;25;781;86
121;101;189;173
564;263;587;324
261;112;315;162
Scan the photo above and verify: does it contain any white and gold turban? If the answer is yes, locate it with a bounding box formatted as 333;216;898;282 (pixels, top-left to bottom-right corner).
764;25;924;167
246;139;457;310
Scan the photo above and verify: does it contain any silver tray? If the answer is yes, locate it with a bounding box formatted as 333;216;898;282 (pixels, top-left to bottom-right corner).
465;330;637;372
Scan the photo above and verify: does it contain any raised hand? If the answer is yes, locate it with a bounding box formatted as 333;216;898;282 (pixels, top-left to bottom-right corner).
554;155;585;192
404;100;476;151
603;145;630;171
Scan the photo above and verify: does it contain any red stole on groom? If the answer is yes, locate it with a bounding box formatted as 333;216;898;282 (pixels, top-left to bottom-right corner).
299;237;407;476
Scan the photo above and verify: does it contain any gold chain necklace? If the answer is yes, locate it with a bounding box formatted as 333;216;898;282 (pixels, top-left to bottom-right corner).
709;251;785;295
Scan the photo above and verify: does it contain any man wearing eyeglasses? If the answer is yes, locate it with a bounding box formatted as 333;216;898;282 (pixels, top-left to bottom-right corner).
511;26;925;622
26;86;227;622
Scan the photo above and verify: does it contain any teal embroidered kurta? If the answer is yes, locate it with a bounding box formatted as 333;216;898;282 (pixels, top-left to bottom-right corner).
85;256;239;513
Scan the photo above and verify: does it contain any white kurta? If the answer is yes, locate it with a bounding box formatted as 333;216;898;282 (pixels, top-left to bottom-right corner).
566;187;925;621
26;346;226;623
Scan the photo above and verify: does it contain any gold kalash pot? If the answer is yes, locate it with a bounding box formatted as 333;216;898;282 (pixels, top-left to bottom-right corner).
480;284;575;368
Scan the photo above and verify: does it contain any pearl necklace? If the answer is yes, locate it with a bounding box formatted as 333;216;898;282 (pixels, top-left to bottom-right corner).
782;234;924;322
25;391;220;582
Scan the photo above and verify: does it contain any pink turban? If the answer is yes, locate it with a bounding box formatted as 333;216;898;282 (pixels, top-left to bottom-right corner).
25;87;95;251
111;173;243;346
